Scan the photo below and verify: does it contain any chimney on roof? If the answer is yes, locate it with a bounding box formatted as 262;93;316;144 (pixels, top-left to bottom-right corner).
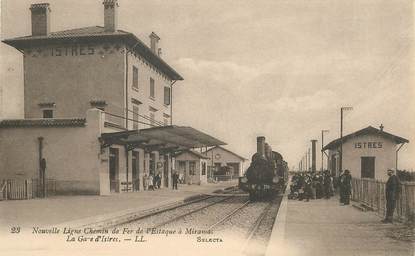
103;0;119;32
30;3;51;36
149;32;160;55
380;124;384;131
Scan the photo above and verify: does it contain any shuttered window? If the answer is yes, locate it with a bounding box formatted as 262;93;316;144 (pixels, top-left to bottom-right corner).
132;66;138;90
150;78;155;98
164;87;171;105
132;105;139;130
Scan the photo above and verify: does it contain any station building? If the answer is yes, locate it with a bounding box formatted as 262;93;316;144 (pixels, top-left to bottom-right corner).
205;146;247;178
174;150;210;185
0;1;225;196
322;126;409;181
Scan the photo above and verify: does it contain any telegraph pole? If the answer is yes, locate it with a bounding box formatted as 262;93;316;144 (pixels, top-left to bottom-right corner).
321;130;329;171
339;107;353;176
311;140;317;172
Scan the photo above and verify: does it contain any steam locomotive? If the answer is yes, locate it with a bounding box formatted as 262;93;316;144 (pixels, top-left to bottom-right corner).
239;136;288;200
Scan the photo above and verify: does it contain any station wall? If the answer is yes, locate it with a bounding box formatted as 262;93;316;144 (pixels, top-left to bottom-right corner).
0;109;107;195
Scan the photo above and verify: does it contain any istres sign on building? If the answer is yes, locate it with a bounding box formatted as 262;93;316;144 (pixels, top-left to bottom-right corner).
50;45;96;56
354;142;383;149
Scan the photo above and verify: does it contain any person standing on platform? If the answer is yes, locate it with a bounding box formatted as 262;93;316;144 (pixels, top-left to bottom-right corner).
341;170;352;205
148;174;154;190
155;173;161;189
304;173;313;202
338;170;345;204
382;169;400;223
143;173;149;190
323;171;332;199
172;171;179;190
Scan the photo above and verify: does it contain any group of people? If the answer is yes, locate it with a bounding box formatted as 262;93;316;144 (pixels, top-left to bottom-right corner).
140;171;183;191
289;169;353;204
142;173;162;190
289;168;401;223
288;170;335;201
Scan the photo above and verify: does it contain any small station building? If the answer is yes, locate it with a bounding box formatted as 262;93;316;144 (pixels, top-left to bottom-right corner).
174;150;210;185
322;126;409;181
205;146;247;178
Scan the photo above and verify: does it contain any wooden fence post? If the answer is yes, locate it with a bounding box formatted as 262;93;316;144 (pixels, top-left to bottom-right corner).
25;180;28;199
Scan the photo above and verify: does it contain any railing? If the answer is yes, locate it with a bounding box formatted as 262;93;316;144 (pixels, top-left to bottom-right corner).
212;175;239;182
0;179;57;200
0;180;7;200
1;179;33;200
351;178;415;222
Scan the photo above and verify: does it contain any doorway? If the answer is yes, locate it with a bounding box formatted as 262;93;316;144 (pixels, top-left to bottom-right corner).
109;148;119;193
132;151;140;191
361;157;375;179
227;163;240;178
149;153;156;176
163;155;169;187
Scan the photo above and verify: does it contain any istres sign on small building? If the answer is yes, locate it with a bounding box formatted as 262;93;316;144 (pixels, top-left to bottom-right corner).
354;142;383;149
324;126;409;182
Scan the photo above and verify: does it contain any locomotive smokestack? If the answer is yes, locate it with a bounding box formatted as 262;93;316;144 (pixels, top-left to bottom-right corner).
311;139;317;172
264;143;272;160
257;136;265;158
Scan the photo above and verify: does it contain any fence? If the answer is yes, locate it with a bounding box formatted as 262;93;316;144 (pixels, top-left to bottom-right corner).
351;178;415;222
0;179;57;200
212;175;239;182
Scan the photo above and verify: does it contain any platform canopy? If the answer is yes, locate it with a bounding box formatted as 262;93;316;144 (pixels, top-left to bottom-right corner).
100;125;226;153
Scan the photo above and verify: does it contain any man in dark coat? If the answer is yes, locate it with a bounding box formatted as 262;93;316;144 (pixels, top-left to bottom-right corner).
303;174;313;202
382;169;400;223
323;171;332;199
340;170;352;205
172;171;179;190
338;170;345;204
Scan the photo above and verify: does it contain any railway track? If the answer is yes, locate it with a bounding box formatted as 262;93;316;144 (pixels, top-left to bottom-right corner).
208;200;251;230
117;195;233;229
111;188;282;256
204;196;282;256
150;196;251;230
241;196;283;256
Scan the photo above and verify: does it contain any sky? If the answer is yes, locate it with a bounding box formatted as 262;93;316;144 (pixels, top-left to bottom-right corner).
1;0;414;170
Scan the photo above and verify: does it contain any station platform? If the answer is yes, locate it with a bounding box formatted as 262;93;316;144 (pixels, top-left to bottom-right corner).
0;181;237;232
266;192;414;256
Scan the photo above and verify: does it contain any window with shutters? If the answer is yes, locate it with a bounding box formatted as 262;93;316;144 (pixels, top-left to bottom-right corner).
132;66;139;90
163;113;170;126
202;162;206;175
43;109;53;118
150;77;155;99
150;112;155;126
132;105;139;130
189;161;196;175
164;87;171;105
149;107;157;127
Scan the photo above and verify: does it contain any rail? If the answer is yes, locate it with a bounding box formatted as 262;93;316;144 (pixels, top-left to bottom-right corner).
208;200;250;230
104;195;215;228
153;196;232;228
240;201;274;254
